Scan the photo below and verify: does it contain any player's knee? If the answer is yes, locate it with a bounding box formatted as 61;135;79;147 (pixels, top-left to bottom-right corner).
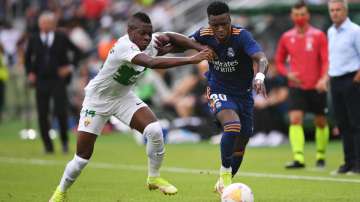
233;151;244;158
223;121;241;134
143;121;164;144
76;150;93;160
71;155;89;172
144;122;165;158
76;143;94;160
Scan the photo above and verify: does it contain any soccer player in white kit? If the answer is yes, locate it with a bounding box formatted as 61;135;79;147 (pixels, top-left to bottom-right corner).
49;12;213;202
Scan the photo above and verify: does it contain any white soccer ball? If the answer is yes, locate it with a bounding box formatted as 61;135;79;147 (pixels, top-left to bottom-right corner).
221;183;254;202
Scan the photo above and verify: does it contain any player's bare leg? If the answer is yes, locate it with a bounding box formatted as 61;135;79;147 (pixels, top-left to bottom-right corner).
49;132;97;202
130;106;177;195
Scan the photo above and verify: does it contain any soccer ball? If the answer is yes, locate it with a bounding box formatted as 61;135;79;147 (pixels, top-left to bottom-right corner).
221;183;254;202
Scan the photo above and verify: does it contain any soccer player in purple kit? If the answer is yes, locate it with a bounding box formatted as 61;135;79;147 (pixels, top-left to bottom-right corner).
190;1;269;194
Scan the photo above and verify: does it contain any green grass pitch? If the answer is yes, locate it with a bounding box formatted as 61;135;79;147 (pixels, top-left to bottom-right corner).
1;121;360;202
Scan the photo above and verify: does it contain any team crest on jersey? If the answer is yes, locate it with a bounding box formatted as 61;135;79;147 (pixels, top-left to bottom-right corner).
84;118;91;127
227;47;235;57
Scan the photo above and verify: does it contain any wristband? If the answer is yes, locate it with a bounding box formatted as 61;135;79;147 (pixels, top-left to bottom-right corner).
255;72;265;82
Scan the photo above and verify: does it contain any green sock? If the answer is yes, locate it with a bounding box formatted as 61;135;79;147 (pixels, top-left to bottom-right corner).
289;124;305;163
315;125;329;160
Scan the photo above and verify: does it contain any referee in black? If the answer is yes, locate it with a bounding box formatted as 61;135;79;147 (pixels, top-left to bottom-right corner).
25;12;82;154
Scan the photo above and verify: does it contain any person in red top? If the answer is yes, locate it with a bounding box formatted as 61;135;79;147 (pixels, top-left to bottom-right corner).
275;1;329;169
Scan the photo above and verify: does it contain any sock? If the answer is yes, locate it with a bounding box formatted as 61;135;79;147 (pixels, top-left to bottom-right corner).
231;151;244;177
289;124;305;163
315;125;329;160
220;121;241;168
220;165;232;173
143;122;165;177
59;155;89;192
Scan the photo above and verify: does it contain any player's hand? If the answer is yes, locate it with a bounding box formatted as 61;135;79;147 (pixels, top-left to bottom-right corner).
154;34;172;55
190;49;214;63
200;45;218;60
254;95;268;109
253;79;267;98
287;72;301;86
315;76;328;92
156;44;175;56
154;34;171;48
353;70;360;83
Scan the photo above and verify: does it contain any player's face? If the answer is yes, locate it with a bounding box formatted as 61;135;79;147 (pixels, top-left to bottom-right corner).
208;13;231;42
129;23;153;51
328;2;348;26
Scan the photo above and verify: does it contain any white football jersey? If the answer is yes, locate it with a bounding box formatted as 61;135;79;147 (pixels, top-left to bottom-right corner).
83;34;158;109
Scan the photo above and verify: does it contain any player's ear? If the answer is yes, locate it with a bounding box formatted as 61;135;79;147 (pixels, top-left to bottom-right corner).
226;14;231;23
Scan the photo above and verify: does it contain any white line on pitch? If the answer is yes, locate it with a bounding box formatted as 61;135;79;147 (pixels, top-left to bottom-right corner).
1;157;360;184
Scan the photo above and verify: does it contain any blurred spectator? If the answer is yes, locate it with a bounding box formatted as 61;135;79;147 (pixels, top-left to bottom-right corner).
0;49;8;122
327;0;360;174
0;21;22;118
97;15;117;61
0;21;21;68
25;11;82;154
135;69;171;108
166;61;209;119
149;2;173;32
80;0;109;36
67;18;93;54
81;0;108;20
164;60;219;140
275;1;329;169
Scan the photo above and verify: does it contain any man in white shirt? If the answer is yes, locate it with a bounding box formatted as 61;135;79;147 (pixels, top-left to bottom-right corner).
49;12;213;202
327;0;360;175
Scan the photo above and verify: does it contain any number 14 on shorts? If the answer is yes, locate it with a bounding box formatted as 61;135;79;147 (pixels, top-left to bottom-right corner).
84;109;96;117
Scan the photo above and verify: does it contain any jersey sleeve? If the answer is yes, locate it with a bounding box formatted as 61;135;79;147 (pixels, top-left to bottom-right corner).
318;32;329;77
239;30;262;56
114;40;142;62
275;35;289;76
189;28;203;43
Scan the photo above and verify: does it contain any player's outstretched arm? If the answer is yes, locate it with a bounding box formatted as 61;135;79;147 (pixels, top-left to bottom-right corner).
131;49;213;69
252;52;269;97
155;32;207;54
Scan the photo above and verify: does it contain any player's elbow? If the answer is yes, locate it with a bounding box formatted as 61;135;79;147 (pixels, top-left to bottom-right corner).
145;57;161;69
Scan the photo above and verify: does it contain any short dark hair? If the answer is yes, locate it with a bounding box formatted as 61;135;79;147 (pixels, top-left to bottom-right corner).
132;12;151;24
292;0;307;9
207;1;229;16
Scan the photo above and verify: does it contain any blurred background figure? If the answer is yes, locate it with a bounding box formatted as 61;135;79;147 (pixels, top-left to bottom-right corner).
0;48;8;123
0;21;22;120
25;11;82;154
327;0;360;175
275;1;329;169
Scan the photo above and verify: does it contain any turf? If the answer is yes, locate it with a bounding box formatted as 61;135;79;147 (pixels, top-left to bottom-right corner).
0;121;359;202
